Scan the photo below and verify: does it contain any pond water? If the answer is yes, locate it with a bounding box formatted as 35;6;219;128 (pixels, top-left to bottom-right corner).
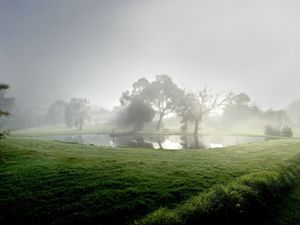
41;134;267;149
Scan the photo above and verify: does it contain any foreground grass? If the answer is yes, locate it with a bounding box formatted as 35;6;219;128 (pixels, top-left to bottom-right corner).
139;157;300;225
1;138;300;225
265;184;300;225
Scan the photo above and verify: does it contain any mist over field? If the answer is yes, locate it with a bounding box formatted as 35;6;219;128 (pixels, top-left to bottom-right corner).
1;1;300;225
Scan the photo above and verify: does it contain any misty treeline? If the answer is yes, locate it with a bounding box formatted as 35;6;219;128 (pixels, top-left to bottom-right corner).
0;77;300;136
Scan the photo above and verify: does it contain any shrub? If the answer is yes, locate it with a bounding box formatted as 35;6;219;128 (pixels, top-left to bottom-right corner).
0;127;10;139
264;125;293;137
264;125;281;136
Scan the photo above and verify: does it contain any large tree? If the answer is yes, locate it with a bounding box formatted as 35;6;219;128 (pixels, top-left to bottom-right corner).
116;99;155;131
150;75;183;130
222;93;259;122
119;78;155;131
120;75;183;131
64;98;90;130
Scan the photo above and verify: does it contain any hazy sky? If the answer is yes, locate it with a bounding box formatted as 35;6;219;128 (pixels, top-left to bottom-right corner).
1;0;300;110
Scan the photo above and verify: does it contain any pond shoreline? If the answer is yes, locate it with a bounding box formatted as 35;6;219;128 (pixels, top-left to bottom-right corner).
25;133;271;150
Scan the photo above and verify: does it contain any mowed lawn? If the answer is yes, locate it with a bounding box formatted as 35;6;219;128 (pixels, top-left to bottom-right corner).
1;138;300;225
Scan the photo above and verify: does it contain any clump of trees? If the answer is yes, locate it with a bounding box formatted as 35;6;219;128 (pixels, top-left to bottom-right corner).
221;92;293;134
45;98;90;130
222;93;262;125
116;76;232;135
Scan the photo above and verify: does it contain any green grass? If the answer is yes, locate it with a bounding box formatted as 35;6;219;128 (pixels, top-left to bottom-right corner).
139;156;300;225
1;138;300;225
12;125;116;137
265;185;300;225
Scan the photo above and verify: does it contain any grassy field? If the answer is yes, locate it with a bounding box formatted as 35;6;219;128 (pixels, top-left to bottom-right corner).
1;138;300;225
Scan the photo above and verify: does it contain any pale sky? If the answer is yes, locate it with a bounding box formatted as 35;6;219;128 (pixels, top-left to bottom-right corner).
1;0;300;110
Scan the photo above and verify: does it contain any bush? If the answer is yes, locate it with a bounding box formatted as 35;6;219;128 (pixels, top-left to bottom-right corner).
264;125;293;137
0;127;10;139
264;125;281;136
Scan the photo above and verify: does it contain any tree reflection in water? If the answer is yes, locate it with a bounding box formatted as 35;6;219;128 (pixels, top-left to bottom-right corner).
180;135;206;149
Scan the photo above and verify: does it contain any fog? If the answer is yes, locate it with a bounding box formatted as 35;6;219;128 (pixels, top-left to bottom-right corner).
1;0;300;111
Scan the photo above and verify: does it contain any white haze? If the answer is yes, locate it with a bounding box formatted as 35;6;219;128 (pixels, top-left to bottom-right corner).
1;0;300;110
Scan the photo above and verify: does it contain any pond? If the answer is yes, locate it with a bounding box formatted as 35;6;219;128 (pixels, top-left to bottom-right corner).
40;134;267;149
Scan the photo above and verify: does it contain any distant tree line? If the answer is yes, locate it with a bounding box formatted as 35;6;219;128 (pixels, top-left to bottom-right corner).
1;78;300;136
47;98;90;130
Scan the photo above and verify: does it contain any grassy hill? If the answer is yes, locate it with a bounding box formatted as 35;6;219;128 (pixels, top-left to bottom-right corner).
1;138;300;225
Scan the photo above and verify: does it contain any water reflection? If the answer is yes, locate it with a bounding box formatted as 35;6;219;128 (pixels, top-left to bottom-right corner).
180;135;206;149
123;136;154;149
44;134;266;150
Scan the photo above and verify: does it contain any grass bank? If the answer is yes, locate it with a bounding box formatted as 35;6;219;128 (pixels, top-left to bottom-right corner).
1;138;300;225
138;155;300;225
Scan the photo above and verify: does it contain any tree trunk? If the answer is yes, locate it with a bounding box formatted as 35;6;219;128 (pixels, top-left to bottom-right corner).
156;115;163;131
181;118;188;133
194;135;200;148
193;119;199;136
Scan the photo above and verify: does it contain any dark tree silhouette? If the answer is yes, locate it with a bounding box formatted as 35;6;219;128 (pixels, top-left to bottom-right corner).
0;83;14;117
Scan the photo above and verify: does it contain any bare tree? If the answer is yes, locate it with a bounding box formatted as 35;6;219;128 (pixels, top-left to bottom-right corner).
189;87;232;135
